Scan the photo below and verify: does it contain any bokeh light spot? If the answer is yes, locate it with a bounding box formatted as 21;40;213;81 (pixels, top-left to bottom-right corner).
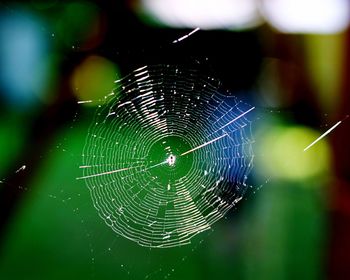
258;125;331;182
136;0;262;30
262;0;350;34
0;9;50;108
71;55;119;105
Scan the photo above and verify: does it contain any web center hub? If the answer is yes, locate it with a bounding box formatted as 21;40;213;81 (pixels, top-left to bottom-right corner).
167;155;176;166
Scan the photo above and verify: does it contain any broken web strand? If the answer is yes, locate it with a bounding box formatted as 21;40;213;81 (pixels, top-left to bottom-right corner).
80;64;256;249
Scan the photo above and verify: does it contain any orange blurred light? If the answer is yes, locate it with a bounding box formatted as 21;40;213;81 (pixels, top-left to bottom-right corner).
70;56;119;106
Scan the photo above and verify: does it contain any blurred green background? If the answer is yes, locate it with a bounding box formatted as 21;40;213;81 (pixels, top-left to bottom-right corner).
0;1;350;279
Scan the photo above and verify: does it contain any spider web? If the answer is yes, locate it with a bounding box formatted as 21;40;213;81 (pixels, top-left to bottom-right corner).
79;64;255;248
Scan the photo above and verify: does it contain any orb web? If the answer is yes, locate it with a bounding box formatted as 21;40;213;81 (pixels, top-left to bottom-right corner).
80;64;255;248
